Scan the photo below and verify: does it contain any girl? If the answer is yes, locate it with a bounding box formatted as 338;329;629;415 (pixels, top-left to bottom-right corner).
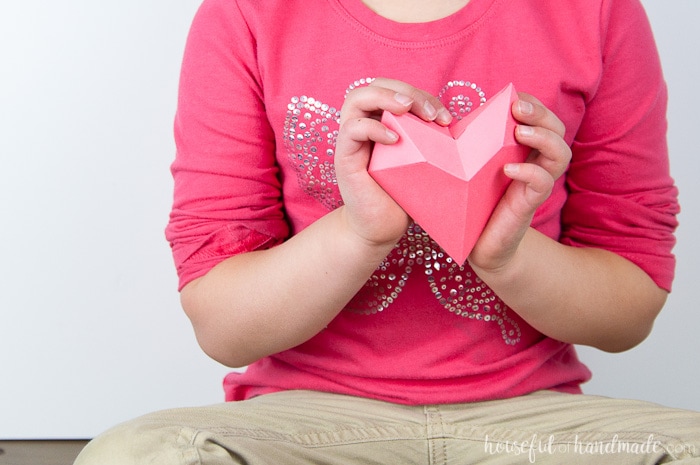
76;0;700;463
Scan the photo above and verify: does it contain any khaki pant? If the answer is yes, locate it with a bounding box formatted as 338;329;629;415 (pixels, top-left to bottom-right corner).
74;390;700;464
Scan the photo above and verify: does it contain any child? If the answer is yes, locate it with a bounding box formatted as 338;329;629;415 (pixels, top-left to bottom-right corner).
75;0;700;463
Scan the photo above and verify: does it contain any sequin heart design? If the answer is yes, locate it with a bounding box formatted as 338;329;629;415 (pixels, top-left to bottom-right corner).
283;79;522;346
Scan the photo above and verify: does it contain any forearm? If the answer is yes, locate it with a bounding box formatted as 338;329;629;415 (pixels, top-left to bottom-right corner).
470;228;667;352
180;207;397;367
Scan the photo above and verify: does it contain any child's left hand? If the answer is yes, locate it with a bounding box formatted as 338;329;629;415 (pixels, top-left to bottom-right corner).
468;93;571;273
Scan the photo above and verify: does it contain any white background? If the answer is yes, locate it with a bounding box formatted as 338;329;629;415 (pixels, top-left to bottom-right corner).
0;0;698;439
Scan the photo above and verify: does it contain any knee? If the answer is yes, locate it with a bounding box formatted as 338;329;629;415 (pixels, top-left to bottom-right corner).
74;413;195;465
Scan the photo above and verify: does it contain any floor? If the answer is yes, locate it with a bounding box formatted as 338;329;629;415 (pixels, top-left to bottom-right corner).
0;440;89;465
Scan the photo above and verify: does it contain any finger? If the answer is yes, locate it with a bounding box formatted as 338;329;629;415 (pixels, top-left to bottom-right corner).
503;162;555;211
469;163;554;269
335;116;400;181
515;125;572;180
512;92;566;139
340;86;415;126
337;116;399;154
369;77;452;125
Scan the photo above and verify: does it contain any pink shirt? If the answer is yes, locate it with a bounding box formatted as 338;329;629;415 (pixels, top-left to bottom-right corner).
166;0;679;404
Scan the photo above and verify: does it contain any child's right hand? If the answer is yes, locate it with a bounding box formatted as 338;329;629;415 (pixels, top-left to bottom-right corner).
335;78;452;249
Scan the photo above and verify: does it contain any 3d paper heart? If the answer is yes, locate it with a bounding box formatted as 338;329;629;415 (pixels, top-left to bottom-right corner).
368;83;529;264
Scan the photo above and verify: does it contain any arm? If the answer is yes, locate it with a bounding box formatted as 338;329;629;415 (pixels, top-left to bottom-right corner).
166;4;427;367
469;92;671;353
471;205;667;354
472;227;667;354
166;0;432;367
181;80;452;368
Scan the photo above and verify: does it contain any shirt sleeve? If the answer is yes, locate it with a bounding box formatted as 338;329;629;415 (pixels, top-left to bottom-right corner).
560;0;679;291
165;0;289;290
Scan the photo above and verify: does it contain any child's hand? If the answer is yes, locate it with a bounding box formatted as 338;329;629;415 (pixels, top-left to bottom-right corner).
469;92;571;273
335;78;452;248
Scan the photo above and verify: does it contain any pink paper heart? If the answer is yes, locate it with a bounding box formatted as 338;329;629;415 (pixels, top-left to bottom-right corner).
369;83;528;264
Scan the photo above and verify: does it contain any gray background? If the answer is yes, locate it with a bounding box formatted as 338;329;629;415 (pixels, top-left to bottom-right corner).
0;0;697;439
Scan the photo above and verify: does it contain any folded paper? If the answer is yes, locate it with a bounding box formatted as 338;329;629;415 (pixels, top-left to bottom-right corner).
368;83;528;264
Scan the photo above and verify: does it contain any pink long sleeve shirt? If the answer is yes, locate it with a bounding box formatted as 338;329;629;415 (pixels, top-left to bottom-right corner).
166;0;679;404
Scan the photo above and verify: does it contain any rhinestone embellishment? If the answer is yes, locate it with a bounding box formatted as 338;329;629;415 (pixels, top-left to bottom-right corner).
438;80;487;120
284;96;342;210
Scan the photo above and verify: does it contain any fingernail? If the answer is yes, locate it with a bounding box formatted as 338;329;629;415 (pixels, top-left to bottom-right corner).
517;125;534;136
423;100;438;120
504;163;519;175
386;129;399;142
394;93;413;106
436;108;453;125
518;100;534;115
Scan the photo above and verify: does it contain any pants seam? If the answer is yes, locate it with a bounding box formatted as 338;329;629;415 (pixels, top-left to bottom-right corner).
210;425;427;447
425;406;448;465
180;427;204;465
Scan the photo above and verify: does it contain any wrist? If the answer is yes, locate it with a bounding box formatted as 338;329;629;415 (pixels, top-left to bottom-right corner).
469;229;531;283
335;206;407;260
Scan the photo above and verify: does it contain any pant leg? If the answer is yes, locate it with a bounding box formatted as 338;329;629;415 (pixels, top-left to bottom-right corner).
73;390;432;465
74;390;700;465
435;391;700;464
